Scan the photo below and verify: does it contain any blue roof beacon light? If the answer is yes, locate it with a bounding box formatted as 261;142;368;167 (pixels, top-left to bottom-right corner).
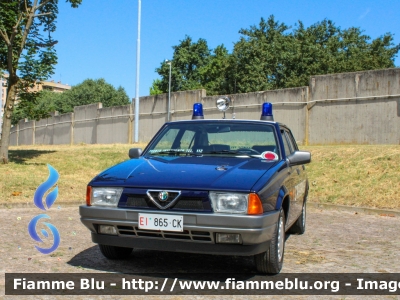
192;103;204;119
260;102;274;121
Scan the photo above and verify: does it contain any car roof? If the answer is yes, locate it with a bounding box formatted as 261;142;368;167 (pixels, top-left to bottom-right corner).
164;119;288;127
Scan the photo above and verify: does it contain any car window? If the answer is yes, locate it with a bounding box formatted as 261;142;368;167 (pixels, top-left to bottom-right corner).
286;130;299;151
147;122;279;157
284;131;296;154
208;129;276;150
179;130;196;149
281;129;292;157
151;128;180;150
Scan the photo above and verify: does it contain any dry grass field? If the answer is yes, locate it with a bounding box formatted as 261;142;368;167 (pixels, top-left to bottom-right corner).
0;144;146;205
1;144;399;209
303;145;400;209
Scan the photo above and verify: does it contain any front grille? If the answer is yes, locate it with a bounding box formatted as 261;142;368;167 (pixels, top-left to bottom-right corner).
116;225;213;242
125;194;208;211
127;196;148;207
169;196;205;210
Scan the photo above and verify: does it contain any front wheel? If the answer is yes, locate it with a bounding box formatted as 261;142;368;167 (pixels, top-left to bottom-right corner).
254;208;285;274
98;244;133;260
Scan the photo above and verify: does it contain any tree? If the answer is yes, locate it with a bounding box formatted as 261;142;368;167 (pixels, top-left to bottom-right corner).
230;16;291;93
151;16;399;96
152;36;211;94
12;78;130;123
0;0;82;164
149;79;163;95
200;44;231;95
54;78;130;114
231;16;400;92
283;19;341;87
11;89;59;124
151;36;232;96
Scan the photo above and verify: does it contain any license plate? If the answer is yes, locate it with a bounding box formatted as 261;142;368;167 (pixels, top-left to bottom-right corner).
138;213;183;232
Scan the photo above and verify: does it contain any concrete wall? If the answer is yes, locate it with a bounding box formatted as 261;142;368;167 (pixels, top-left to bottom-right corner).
97;105;131;144
35;113;55;145
9;68;400;146
202;87;308;144
52;113;73;145
31;111;71;145
309;69;400;144
73;103;102;144
17;119;34;145
9;125;17;145
134;89;206;142
133;93;169;143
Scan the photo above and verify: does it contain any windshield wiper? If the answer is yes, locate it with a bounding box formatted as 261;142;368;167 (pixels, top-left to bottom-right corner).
205;150;238;155
203;150;256;157
147;150;202;156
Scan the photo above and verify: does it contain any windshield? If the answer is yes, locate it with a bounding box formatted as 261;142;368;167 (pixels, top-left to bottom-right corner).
145;122;280;158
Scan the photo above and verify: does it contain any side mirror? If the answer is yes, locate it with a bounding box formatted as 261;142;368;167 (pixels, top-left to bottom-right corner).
287;151;311;166
129;148;142;159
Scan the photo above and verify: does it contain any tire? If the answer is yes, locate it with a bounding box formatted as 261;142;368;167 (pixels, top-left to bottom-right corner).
288;200;306;235
98;244;133;260
254;208;285;274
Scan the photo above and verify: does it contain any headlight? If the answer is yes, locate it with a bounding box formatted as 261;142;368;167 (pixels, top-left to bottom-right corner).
89;187;123;207
209;192;248;214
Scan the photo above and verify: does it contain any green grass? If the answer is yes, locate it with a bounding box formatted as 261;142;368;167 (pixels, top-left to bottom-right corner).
1;144;399;209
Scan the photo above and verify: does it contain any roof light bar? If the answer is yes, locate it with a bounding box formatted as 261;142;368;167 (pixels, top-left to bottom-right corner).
192;103;204;119
260;102;274;121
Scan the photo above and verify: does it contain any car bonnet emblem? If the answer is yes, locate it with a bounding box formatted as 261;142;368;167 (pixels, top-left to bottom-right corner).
158;191;169;202
147;190;181;210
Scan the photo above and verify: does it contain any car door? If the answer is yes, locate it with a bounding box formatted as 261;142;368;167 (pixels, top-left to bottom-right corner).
281;128;305;227
286;130;308;213
280;128;297;227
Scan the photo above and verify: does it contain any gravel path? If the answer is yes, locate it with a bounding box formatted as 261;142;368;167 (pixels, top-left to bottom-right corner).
1;205;399;298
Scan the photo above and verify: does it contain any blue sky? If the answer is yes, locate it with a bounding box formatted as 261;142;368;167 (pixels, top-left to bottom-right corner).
52;0;400;99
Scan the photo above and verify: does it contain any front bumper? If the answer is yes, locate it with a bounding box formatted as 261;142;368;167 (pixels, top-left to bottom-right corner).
79;205;279;256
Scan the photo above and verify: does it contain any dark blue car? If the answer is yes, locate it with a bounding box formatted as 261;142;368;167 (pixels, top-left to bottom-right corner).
80;101;311;274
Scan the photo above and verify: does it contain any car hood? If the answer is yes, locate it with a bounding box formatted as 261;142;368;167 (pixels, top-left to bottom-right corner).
90;156;278;192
